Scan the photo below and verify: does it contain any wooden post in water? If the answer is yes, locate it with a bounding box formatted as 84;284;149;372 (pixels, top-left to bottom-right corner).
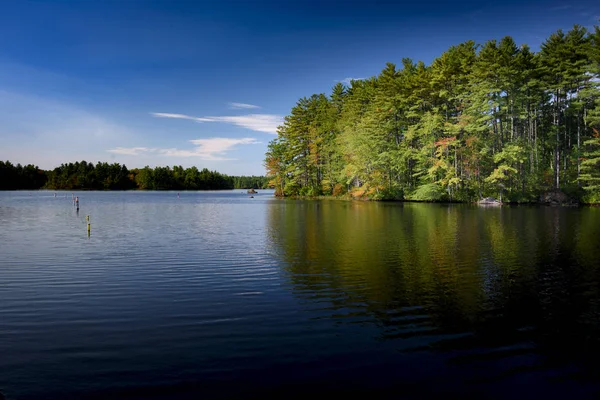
87;215;91;236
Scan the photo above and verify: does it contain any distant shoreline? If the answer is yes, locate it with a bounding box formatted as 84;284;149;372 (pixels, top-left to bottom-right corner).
0;160;269;191
276;193;598;206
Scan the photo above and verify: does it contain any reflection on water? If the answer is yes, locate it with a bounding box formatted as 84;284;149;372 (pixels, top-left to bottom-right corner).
268;201;600;396
1;191;600;399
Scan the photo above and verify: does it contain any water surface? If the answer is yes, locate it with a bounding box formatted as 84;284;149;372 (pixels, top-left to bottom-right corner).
1;191;600;399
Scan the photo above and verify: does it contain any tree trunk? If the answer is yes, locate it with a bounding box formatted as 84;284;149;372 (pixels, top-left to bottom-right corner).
577;109;581;186
554;90;560;190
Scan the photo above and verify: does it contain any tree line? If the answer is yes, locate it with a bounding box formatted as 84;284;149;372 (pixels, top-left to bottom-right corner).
265;25;600;203
0;160;269;190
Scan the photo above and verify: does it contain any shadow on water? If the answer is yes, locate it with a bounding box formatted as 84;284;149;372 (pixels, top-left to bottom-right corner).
266;201;600;397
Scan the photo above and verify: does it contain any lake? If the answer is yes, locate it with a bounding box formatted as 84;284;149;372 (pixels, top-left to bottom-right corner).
1;190;600;399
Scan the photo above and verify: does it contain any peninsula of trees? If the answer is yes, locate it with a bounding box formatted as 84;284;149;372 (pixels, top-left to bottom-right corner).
0;161;268;190
265;25;600;204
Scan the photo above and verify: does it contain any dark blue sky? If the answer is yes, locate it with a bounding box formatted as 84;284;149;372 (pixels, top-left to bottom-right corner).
1;0;598;174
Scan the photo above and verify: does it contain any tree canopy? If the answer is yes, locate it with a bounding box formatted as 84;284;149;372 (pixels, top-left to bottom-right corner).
265;25;600;203
0;161;269;191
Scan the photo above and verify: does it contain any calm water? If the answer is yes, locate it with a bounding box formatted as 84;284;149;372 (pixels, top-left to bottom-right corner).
1;191;600;399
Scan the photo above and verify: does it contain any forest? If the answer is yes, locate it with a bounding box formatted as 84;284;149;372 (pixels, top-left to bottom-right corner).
0;160;268;190
265;25;600;203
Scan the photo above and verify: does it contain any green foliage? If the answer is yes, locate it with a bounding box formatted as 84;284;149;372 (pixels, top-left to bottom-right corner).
0;161;47;189
233;176;269;189
370;187;404;201
264;23;600;204
582;191;600;204
1;160;268;191
561;184;587;202
580;136;600;191
407;183;446;202
299;186;321;197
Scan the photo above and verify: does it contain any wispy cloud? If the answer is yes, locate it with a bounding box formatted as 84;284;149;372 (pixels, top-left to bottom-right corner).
152;112;282;134
212;115;282;134
107;147;152;156
551;4;571;11
228;102;260;109
151;112;214;122
0;89;141;168
108;137;260;160
338;77;367;85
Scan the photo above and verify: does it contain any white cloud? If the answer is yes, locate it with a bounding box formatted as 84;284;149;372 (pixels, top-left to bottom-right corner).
107;137;260;161
189;137;258;153
338;77;367;85
151;113;196;120
209;115;281;134
228;102;260;109
107;147;152;156
151;112;282;134
0;90;141;168
151;112;213;122
0;82;267;174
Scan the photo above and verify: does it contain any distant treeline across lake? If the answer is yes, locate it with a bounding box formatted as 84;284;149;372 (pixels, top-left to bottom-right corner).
0;160;269;190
